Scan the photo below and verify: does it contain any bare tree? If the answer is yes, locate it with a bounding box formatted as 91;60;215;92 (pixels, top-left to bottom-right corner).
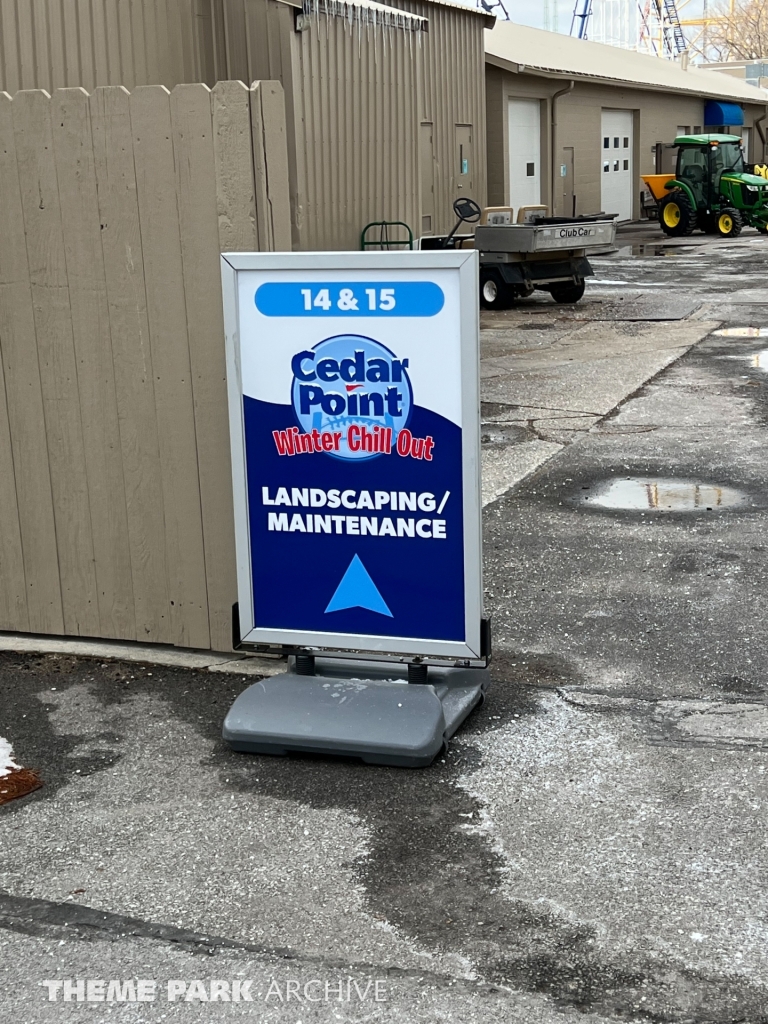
706;0;768;61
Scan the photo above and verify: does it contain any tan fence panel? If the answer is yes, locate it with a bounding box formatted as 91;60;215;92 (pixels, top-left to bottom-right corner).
0;94;62;634
251;80;292;252
0;97;28;632
170;82;237;653
52;87;137;641
212;80;259;252
0;81;290;650
0;350;27;632
90;85;172;643
131;85;211;650
12;89;100;637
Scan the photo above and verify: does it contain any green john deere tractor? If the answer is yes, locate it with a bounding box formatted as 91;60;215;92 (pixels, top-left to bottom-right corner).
657;134;768;238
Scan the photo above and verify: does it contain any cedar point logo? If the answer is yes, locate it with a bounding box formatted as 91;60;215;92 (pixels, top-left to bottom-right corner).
271;335;434;462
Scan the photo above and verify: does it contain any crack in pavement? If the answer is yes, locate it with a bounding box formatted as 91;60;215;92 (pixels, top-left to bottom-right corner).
0;891;509;996
482;401;604;416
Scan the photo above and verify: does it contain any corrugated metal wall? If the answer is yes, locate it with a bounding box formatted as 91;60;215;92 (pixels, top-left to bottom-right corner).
0;0;486;249
289;8;422;250
0;0;305;94
210;0;296;83
0;0;215;93
219;0;487;244
389;0;489;235
210;0;301;245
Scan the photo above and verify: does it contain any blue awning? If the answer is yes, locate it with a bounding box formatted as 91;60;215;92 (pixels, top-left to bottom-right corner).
704;100;744;127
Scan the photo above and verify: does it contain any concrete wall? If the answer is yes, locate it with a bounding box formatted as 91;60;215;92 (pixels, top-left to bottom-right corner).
486;64;767;219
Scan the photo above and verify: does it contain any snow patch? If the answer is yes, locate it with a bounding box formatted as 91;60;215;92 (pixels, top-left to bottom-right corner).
0;736;20;777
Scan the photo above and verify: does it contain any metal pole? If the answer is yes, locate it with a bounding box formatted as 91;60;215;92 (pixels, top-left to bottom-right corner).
551;80;575;216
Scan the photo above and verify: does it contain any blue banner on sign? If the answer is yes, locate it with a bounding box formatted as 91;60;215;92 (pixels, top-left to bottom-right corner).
242;325;465;641
255;282;444;317
244;397;465;641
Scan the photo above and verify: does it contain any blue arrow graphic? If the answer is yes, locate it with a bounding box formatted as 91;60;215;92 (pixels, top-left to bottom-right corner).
324;554;393;617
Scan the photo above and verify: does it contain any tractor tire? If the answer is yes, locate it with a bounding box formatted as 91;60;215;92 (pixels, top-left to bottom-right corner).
715;208;742;238
549;279;586;304
756;223;768;235
479;268;514;311
659;192;695;236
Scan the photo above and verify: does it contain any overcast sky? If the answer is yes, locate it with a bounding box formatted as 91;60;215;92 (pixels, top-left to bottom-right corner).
506;0;573;30
481;0;706;33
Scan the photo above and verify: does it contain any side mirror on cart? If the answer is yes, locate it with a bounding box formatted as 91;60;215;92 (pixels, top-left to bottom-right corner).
442;197;482;249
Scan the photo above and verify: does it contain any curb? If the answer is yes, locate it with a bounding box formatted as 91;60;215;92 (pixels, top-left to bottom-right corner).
0;633;286;678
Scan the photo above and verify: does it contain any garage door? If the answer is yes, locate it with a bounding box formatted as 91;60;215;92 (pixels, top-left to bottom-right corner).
508;99;541;211
601;110;633;221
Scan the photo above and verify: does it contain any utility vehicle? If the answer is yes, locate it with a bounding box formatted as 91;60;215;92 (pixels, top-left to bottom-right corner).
421;198;617;310
644;134;768;238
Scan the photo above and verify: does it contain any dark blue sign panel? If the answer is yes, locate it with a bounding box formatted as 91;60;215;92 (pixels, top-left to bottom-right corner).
223;256;481;660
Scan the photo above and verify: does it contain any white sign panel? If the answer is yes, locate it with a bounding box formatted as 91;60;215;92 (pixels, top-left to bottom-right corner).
221;251;483;661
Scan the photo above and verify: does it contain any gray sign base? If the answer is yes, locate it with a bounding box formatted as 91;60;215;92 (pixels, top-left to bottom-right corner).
223;658;491;768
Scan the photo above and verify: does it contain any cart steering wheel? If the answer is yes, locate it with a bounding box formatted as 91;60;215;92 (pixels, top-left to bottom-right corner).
453;197;482;223
442;197;483;248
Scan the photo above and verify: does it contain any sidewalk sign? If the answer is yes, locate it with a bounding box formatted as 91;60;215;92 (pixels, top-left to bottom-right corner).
220;251;489;766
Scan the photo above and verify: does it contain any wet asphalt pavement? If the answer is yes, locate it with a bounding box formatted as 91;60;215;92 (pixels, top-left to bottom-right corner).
3;225;768;1023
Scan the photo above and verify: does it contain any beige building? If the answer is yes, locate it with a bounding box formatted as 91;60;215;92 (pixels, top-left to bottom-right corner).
287;0;492;246
706;59;768;92
0;0;491;248
392;0;491;236
485;23;768;221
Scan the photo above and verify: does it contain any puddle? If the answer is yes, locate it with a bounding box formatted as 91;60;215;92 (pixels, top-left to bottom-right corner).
615;243;692;257
714;327;768;337
589;280;664;288
577;477;748;512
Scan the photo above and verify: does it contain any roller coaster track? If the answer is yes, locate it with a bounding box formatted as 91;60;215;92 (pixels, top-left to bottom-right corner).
660;0;687;54
570;0;593;39
570;0;687;55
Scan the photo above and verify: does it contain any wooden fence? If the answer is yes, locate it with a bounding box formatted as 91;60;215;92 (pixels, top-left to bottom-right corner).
0;80;290;652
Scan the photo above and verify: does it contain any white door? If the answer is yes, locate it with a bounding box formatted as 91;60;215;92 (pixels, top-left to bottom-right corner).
743;127;752;162
508;99;541;211
601;110;633;221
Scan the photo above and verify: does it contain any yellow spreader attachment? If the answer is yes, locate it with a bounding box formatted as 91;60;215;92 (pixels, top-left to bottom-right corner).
641;173;676;201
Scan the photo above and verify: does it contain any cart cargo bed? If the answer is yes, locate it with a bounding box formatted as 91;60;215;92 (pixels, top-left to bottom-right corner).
474;218;616;254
